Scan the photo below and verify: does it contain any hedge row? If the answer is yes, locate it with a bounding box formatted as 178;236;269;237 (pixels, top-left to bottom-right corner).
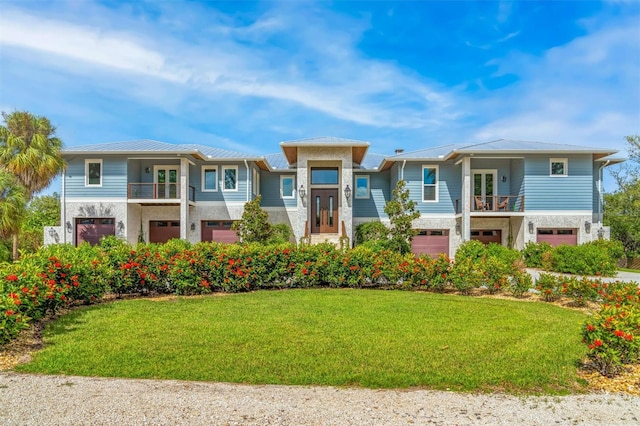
523;239;624;276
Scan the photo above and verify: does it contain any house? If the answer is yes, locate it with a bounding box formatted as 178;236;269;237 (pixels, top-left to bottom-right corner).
44;137;621;257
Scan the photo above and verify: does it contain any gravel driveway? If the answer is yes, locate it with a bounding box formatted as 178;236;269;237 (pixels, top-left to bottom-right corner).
1;372;639;425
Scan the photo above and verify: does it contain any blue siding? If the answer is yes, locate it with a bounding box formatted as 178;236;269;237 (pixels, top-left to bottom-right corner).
524;155;593;210
260;171;297;208
401;162;459;214
510;159;525;211
470;159;512;196
191;161;249;202
65;156;127;198
353;171;390;218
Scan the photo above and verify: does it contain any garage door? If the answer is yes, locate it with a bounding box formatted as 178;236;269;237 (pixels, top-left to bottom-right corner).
201;221;238;244
471;230;502;245
412;230;449;258
76;218;115;246
536;229;577;247
149;221;181;243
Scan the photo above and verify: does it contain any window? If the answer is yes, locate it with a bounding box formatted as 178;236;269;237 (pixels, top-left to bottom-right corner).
550;158;568;176
252;168;260;196
422;165;439;202
202;166;217;191
222;166;238;191
311;167;339;184
280;175;295;198
355;175;370;199
85;159;102;187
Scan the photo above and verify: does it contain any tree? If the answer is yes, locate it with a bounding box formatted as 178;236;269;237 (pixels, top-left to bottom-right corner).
0;111;65;259
20;193;61;253
0;170;26;260
232;195;273;243
384;180;420;254
604;135;640;257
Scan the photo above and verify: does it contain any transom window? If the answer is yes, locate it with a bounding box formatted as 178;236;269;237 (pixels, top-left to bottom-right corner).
222;166;238;191
85;159;102;187
202;166;218;191
422;165;439;202
311;167;338;185
550;158;568;176
355;175;370;199
280;175;295;198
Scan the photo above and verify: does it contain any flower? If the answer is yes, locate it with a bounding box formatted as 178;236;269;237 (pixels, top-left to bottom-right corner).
614;330;625;337
5;309;14;316
586;324;596;332
6;274;18;282
594;339;603;347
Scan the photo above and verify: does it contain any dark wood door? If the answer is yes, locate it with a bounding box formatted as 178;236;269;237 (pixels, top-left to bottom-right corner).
311;189;339;233
149;221;181;243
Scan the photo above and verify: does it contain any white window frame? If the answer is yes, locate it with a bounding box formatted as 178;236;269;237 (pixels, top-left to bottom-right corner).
85;159;103;187
222;165;238;192
201;166;218;192
550;158;568;177
280;175;295;199
422;165;439;202
354;175;370;199
252;168;260;196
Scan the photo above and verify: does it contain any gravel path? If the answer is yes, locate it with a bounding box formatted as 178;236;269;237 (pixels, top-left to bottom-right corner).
1;372;639;425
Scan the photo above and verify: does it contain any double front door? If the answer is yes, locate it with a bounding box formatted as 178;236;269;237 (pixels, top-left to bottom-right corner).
311;189;338;233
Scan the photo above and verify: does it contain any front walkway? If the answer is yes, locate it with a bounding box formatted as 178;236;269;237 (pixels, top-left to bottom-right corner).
526;269;640;284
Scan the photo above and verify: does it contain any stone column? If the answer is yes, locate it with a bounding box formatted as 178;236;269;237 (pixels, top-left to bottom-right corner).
180;157;189;240
462;157;471;242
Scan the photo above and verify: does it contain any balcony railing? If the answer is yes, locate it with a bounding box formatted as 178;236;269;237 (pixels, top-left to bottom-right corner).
128;183;196;202
455;195;524;214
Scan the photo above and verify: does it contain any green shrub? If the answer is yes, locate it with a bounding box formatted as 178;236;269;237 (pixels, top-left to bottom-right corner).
535;272;560;302
454;240;486;262
355;221;389;245
552;243;618;276
268;224;293;244
449;257;484;295
510;271;533;298
522;241;553;268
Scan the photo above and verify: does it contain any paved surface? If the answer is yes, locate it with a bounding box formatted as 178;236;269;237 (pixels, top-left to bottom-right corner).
526;269;640;284
1;372;639;425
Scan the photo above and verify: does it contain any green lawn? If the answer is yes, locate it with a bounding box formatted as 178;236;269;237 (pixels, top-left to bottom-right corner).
17;289;588;393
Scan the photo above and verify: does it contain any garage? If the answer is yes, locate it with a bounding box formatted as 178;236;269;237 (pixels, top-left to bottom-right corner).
75;218;115;246
470;230;502;245
411;230;449;258
536;229;577;247
149;221;181;243
201;221;238;244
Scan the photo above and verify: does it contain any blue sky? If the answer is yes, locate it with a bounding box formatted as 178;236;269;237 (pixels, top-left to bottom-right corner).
1;0;639;194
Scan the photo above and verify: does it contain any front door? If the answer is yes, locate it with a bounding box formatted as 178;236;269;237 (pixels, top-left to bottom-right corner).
155;167;178;199
311;189;339;233
473;170;496;211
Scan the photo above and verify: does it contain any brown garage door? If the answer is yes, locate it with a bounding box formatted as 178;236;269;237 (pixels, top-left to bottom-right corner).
471;230;502;245
76;218;115;246
412;230;449;258
149;221;181;243
201;221;238;244
536;229;577;247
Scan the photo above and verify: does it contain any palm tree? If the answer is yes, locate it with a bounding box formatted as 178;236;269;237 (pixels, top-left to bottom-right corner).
0;171;26;260
0;111;66;259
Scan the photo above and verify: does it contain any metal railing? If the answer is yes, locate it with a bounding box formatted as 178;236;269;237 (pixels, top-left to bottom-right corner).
127;183;196;202
455;195;525;213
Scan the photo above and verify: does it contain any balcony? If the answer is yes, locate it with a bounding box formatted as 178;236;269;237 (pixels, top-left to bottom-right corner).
127;183;195;204
456;195;524;214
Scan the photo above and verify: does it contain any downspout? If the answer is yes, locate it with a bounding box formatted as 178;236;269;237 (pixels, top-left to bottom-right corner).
244;160;250;200
401;160;406;181
61;168;66;244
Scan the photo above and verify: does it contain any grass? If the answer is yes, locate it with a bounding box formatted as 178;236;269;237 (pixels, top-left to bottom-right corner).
16;289;588;394
618;267;640;273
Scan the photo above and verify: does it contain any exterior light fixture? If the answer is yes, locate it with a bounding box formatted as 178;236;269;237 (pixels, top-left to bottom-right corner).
66;221;72;232
585;221;591;234
117;220;125;232
298;185;306;200
48;228;57;237
528;221;534;234
597;228;605;239
145;167;151;173
455;221;461;235
501;176;507;182
190;222;196;231
344;185;351;200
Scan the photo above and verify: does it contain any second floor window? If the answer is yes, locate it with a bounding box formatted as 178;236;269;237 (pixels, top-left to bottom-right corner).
422;166;438;202
550;158;568;176
202;166;217;191
85;159;102;187
281;175;295;198
223;166;238;191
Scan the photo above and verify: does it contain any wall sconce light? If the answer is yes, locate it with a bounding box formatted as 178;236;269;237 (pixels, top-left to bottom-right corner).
528;221;534;234
117;220;125;232
48;228;57;237
344;185;351;200
145;167;151;174
298;184;306;200
585;221;591;234
190;223;195;231
597;228;605;239
501;176;507;182
455;221;461;235
66;221;72;233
